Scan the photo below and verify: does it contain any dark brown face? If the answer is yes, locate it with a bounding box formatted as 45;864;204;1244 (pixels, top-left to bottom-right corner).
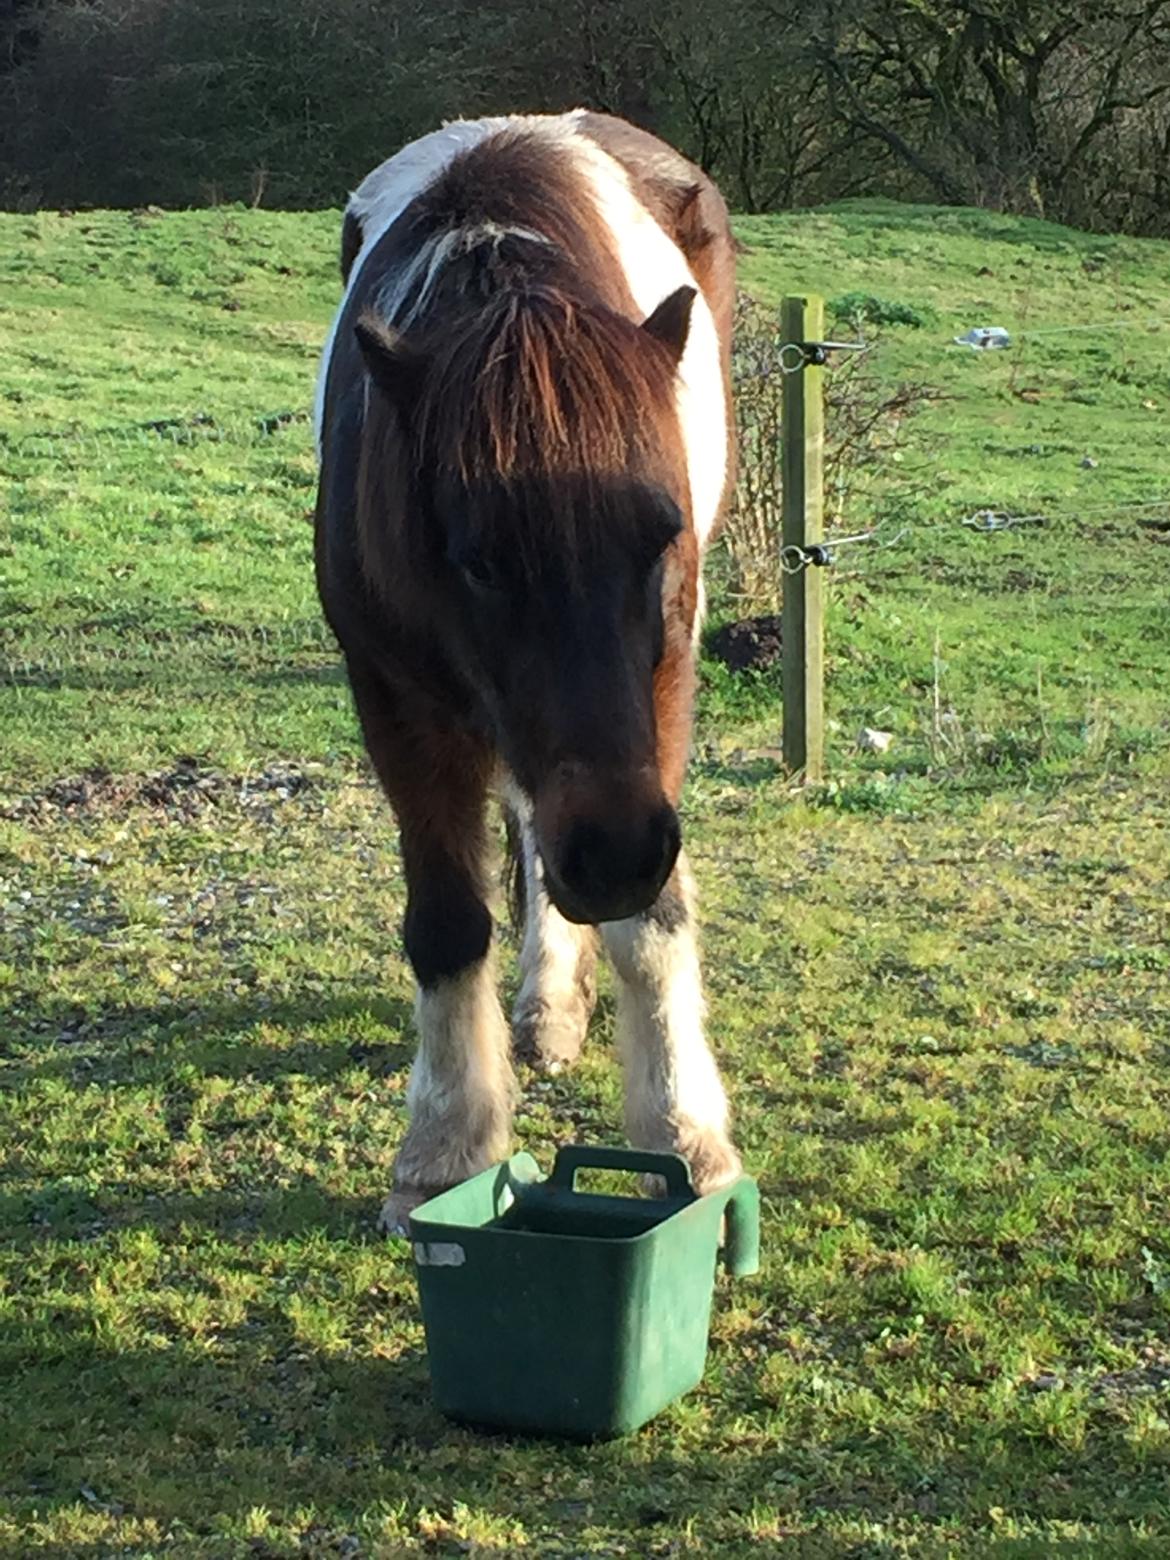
437;473;683;924
349;280;701;925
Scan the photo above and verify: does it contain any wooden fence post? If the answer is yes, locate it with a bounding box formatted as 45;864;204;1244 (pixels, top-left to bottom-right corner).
781;294;825;783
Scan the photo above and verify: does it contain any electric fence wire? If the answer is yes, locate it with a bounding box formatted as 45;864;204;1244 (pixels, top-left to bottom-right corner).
780;494;1170;575
772;307;1170;573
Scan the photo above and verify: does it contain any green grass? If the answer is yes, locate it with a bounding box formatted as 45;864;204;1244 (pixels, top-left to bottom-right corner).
2;200;1170;1556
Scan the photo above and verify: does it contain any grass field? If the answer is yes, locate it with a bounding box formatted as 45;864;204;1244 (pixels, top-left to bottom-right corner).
1;198;1169;1557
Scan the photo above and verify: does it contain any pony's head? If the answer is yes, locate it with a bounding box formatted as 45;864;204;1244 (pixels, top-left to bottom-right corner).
355;282;698;923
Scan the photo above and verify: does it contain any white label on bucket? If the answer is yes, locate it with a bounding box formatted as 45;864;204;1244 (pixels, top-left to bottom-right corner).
413;1241;466;1267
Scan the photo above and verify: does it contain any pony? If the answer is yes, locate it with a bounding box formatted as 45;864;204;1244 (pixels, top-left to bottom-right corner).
314;111;741;1232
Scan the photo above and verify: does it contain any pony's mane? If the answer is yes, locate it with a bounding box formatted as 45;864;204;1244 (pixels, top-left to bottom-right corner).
391;127;683;486
356;127;690;582
414;284;678;485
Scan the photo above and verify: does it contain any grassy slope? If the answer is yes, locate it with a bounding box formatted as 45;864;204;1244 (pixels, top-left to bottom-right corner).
1;202;1169;1557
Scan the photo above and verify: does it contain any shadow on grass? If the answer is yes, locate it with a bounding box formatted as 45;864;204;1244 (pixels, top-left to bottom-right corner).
6;1309;1169;1557
248;664;348;687
693;751;785;790
3;1114;1168;1545
1;658;345;693
3;990;416;1092
3;1306;446;1531
0;1173;397;1248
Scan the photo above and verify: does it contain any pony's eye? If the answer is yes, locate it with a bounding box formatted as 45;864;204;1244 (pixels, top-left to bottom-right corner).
459;555;502;592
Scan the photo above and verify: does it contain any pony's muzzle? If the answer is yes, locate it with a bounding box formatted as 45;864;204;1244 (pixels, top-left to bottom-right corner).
542;802;681;926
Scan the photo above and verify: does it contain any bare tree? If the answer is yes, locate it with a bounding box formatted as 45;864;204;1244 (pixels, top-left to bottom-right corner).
802;0;1170;227
2;0;1168;233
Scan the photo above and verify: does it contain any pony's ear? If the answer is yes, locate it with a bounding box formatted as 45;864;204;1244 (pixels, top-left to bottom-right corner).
662;182;716;262
354;313;426;409
641;285;696;366
340;210;363;284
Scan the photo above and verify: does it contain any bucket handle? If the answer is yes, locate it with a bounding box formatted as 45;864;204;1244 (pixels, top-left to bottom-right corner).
717;1177;761;1278
548;1145;694;1199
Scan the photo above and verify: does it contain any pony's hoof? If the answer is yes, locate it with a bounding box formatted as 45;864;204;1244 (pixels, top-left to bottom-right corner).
377;1187;432;1238
631;1132;742;1202
512;1000;587;1073
685;1135;743;1196
634;1132;742;1199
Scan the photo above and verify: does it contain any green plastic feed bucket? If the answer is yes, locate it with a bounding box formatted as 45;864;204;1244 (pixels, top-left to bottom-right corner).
408;1145;759;1438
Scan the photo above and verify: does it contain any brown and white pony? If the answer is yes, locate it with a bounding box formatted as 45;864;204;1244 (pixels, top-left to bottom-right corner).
314;111;741;1232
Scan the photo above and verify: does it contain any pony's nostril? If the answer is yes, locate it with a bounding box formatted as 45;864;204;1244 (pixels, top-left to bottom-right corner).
560;821;606;900
647;806;681;887
556;806;680;918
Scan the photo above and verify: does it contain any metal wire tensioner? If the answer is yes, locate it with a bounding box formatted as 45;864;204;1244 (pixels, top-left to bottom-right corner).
779;528;889;573
962;509;1048;532
777;339;870;373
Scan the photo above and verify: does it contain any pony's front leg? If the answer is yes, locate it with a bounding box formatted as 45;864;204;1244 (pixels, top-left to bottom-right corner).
510;807;598;1071
383;874;514;1232
601;854;741;1194
347;666;514;1235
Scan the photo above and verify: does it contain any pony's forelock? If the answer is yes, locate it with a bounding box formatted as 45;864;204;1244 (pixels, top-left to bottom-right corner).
415;286;679;486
